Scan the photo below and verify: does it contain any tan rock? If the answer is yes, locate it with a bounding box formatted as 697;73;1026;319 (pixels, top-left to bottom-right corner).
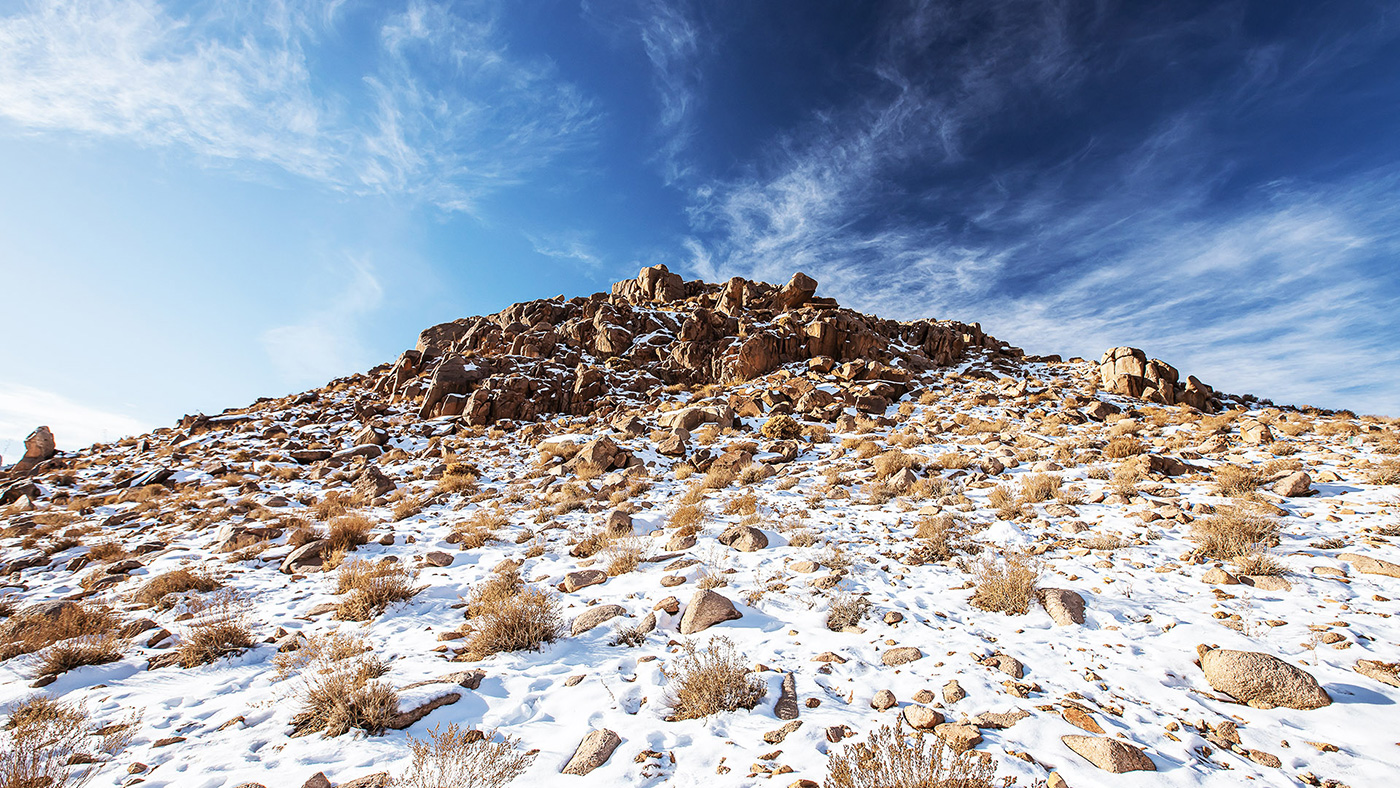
570;604;626;636
1037;588;1086;625
678;589;742;634
1340;552;1400;578
881;647;923;666
901;705;943;729
870;689;896;711
1061;735;1155;772
560;570;607;593
1273;471;1312;497
933;723;981;752
561;728;621;775
1199;646;1331;709
718;524;768;552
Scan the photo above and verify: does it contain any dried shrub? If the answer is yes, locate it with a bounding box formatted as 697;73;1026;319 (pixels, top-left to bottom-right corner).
311;490;353;520
290;647;395;737
933;452;972;471
392;494;427;521
85;541;126;562
177;590;255;667
786;528;817;548
1017;472;1061;503
872;450;919;480
454;509;507;549
1103;437;1145;458
825;593;872;632
1191;505;1280;559
36;634;123;680
603;537;644;576
1365;459;1400;485
464;575;563;658
326;514;374;553
761;415;803;440
723;492;759;516
825;722;1017;788
0;604;118;661
1109;463;1143;496
334;560;420;621
969;554;1040;615
702;466;738;490
398;723;536;788
132;569;221;609
1212;464;1263;498
0;696;99;788
1233;551;1288;577
664;637;765;721
669;503;708;530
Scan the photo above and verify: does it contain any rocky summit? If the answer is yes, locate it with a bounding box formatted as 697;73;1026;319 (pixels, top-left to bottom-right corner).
1;266;1398;788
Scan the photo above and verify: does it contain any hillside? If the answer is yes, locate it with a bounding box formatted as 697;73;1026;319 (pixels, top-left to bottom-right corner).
1;265;1398;788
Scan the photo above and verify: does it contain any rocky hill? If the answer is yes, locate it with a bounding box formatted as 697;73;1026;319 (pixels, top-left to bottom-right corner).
1;266;1397;788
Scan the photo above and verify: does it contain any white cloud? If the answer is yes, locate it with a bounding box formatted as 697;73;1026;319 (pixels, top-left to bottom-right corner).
0;383;149;454
0;0;596;212
261;256;384;385
527;232;604;270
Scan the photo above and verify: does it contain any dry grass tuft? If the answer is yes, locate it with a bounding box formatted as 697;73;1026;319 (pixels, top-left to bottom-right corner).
761;415;803;440
872;450;920;480
36;634;123;680
463;572;563;658
969;554;1040;615
177;590;255;668
1103;437;1146;458
1017;472;1061;503
1364;459;1400;485
334;560;420;621
326;514;374;553
825;722;1009;788
290;644;395;737
398;723;536;788
132;568;222;609
669;503;708;530
603;537;644;576
1191;505;1280;559
664;636;765;721
825;593;872;632
0;696;103;788
0;603;119;661
1212;464;1264;498
310;490;353;520
1233;551;1288;577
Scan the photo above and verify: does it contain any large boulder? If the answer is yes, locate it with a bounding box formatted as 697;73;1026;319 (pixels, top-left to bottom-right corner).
561;728;621;776
718;524;768;552
774;272;818;311
571;605;626;636
678;589;742;634
1036;588;1086;626
1198;646;1331;709
1061;735;1155;773
1339;552;1400;579
12;426;56;475
1097;347;1215;411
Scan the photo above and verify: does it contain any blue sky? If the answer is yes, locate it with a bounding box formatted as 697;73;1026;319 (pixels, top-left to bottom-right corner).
2;0;1398;452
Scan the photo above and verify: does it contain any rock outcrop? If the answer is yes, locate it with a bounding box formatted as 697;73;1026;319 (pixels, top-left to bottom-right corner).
1098;347;1217;411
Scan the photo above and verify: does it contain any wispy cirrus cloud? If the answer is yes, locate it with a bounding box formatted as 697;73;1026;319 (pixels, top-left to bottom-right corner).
261;255;385;386
671;0;1400;415
0;0;596;212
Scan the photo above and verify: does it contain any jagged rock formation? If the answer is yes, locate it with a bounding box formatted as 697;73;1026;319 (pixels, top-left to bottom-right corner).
381;265;1010;425
1098;347;1217;412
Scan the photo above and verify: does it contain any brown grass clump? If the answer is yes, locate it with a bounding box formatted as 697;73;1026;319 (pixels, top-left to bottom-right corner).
1211;464;1263;498
603;537;644;577
825;722;1009;788
1364;459;1400;485
825;593;872;632
664;637;765;721
290;647;395;737
702;466;738;490
0;603;119;661
398;723;537;788
1233;551;1288;577
723;492;759;516
761;415;803;440
969;554;1040;615
177;590;255;668
1109;463;1143;496
454;509;507;549
1191;506;1279;559
1017;472;1061;503
311;490;354;520
669;503;708;530
463;574;563;658
933;452;972;471
0;696;101;787
1103;437;1146;458
36;634;124;680
872;450;919;480
326;514;374;553
334;560;420;621
132;568;222;609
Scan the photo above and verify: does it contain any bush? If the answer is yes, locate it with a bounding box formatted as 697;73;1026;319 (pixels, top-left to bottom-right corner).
664;636;765;721
177;590;255;667
132;568;221;609
669;503;708;530
0;696;97;787
464;576;563;657
1191;506;1279;559
872;450;919;480
825;593;872;632
933;452;971;470
36;634;123;680
326;514;374;553
0;603;118;661
1212;464;1263;498
1233;551;1287;577
1017;473;1061;503
969;554;1040;615
604;537;644;576
335;560;420;621
1365;459;1400;485
825;722;1013;788
1103;437;1145;458
761;415;803;440
398;723;536;788
290;649;396;737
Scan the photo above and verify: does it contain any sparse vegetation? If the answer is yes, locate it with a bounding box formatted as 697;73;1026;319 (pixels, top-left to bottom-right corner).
1191;505;1280;559
969;554;1040;615
397;723;536;788
0;603;119;661
664;637;765;721
463;571;563;658
825;722;1016;788
133;568;222;609
334;560;420;620
825;592;872;631
177;590;255;667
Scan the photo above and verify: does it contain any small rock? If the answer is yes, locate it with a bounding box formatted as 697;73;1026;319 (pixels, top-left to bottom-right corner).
901;705;944;729
1061;735;1155;773
764;720;802;744
571;604;626;636
942;680;966;704
870;689;897;711
934;723;982;752
881;647;923;666
1036;588;1086;625
424;551;454;567
560;570;607;593
562;728;621;776
678;589;742;634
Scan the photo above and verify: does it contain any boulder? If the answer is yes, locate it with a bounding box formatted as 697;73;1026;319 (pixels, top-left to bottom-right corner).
571;605;626;636
561;728;621;776
678;589;742;634
901;705;944;730
1199;646;1331;709
774;272;818;311
280;540;328;574
560;570;607;593
718;524;768;552
774;672;799;720
1061;735;1156;773
881;647;923;666
1273;471;1312;497
1036;588;1086;625
933;723;981;752
1339;552;1400;579
354;466;395;499
870;689;896;711
12;426;56;475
